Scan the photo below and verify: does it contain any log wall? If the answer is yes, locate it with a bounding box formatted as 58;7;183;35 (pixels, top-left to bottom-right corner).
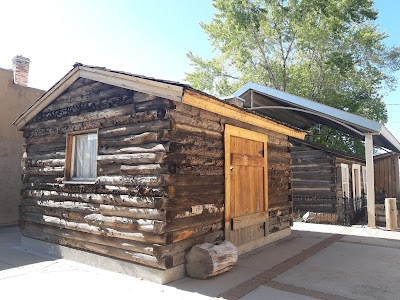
290;140;337;214
19;77;293;270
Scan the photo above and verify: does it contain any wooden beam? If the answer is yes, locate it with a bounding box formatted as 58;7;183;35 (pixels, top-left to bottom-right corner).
183;89;305;139
365;134;376;227
79;67;184;102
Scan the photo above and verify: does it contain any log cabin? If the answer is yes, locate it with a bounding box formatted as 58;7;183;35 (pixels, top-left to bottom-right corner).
14;64;305;283
290;138;366;224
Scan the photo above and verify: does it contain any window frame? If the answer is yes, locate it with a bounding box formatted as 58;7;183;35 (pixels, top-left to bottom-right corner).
340;163;350;198
64;129;99;184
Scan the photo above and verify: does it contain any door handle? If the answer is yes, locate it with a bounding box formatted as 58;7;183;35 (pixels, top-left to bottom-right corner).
230;166;235;171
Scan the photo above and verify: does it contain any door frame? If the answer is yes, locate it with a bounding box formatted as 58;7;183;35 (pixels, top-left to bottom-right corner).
224;124;268;242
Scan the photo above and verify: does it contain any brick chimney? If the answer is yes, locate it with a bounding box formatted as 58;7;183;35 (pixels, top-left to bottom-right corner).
12;55;30;86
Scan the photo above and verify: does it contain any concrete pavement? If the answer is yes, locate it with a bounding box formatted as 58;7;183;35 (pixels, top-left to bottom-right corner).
1;223;400;299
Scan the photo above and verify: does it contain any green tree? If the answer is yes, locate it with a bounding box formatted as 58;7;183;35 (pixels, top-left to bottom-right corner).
186;0;400;156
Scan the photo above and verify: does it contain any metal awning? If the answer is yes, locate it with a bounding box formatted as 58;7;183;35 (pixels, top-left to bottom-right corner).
231;82;400;153
231;82;400;228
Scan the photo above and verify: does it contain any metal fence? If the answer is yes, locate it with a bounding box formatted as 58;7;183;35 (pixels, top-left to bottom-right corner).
293;196;366;226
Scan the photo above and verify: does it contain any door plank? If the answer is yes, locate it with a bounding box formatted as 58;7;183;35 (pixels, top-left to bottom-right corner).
232;212;268;230
231;153;264;167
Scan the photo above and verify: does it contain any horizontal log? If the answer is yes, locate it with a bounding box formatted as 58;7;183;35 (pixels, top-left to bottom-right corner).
99;120;171;138
22;205;86;222
166;203;225;221
21;225;171;269
26;152;66;160
100;131;166;147
26;134;65;145
166;175;224;186
24;175;62;184
120;164;168;175
22;198;167;220
25;110;167;138
44;82;113;110
164;194;224;209
27;102;137;130
167;110;223;132
170;185;224;197
292;181;335;188
97;153;167;165
24;190;166;208
84;214;166;233
97;175;167;186
164;131;223;147
22;222;154;255
135;98;175;112
163;212;223;233
171;221;223;243
171;122;222;140
21;216;167;244
154;230;223;258
28;142;66;153
42;87;135;114
291;150;331;158
24;166;64;176
99;143;169;155
23;184;169;197
170;143;224;158
167;154;224;167
173;165;223;176
26;158;65;167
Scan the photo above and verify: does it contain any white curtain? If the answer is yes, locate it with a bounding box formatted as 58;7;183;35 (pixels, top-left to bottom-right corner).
73;133;97;179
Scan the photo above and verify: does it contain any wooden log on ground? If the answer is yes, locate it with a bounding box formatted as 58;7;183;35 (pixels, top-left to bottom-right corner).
185;240;238;279
153;230;223;258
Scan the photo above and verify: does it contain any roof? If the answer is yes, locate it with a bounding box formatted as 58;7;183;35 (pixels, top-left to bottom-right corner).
13;64;305;138
232;82;400;153
289;138;365;163
373;151;400;161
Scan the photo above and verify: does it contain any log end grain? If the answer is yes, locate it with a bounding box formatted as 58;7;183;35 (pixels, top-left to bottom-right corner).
185;240;238;279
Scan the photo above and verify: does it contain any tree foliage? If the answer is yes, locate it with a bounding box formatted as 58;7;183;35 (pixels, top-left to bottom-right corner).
186;0;400;156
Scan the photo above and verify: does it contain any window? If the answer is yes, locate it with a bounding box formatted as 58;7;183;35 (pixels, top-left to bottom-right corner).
65;131;98;182
341;163;350;198
362;166;367;196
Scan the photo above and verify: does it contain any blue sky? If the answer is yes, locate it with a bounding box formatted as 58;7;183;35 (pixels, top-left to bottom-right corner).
0;0;399;142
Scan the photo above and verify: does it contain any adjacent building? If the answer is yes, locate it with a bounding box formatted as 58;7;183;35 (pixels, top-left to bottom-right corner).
0;56;44;226
290;138;366;224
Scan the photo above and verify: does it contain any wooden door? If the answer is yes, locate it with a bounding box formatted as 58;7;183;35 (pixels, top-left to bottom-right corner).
224;125;268;249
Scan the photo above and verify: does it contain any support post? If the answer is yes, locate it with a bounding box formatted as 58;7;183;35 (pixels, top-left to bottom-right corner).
365;134;375;227
385;198;397;230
